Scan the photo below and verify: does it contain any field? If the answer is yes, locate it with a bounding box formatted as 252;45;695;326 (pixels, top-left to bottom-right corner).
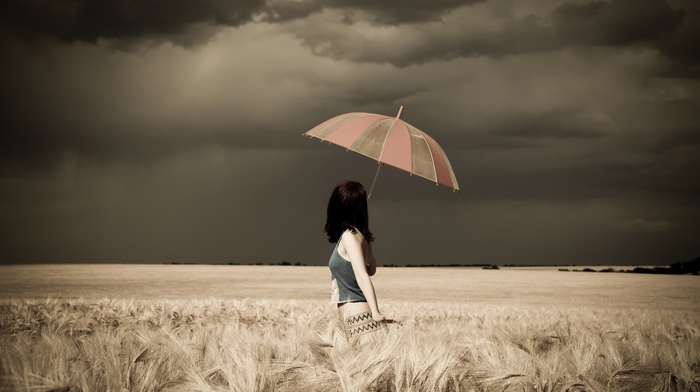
1;264;699;391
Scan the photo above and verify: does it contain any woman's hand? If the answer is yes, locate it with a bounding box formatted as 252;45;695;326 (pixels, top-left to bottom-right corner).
372;312;402;326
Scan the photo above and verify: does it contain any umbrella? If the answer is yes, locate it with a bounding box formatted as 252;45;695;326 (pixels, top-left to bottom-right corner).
303;106;459;198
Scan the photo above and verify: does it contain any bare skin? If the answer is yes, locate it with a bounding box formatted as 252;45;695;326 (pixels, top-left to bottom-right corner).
337;229;400;325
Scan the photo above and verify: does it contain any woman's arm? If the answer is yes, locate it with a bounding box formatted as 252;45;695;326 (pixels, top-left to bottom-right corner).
366;243;377;277
342;231;385;321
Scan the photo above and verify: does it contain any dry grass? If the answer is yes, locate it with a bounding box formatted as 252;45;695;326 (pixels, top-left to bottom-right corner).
1;265;698;391
2;297;699;392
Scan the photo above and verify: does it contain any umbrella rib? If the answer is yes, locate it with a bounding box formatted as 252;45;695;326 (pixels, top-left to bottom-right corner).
376;106;404;163
420;130;439;185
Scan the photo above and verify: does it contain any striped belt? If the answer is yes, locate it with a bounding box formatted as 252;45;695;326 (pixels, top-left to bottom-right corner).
339;310;384;338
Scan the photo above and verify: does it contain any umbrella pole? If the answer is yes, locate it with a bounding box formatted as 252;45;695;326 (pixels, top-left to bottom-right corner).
368;163;383;201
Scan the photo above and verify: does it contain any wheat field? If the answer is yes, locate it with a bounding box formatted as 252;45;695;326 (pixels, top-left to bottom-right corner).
1;264;699;391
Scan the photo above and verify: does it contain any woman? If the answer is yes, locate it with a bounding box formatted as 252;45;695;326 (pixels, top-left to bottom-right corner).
325;180;399;346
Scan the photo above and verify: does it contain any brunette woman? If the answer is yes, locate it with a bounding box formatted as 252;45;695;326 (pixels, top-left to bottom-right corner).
325;180;399;346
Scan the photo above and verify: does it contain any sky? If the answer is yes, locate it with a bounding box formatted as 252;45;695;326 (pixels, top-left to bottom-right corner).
1;0;698;266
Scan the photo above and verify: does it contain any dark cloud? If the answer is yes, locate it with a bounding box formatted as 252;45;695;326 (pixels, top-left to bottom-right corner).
1;0;486;46
0;26;317;171
551;0;683;46
287;0;698;73
265;0;487;24
3;0;698;77
494;109;618;139
1;1;698;265
657;7;700;77
333;0;486;24
1;0;265;45
288;10;554;67
646;127;700;154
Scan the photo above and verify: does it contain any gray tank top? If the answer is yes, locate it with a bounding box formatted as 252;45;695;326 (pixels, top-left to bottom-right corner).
328;237;367;304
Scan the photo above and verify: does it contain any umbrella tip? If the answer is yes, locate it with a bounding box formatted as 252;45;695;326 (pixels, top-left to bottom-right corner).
396;106;404;119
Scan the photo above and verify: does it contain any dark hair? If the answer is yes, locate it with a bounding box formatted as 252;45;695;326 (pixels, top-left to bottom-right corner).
325;180;374;243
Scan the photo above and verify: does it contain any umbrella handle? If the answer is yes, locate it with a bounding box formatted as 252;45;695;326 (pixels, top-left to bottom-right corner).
368;163;382;201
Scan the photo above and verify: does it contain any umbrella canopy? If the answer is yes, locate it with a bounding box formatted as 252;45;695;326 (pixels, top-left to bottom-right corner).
304;106;459;195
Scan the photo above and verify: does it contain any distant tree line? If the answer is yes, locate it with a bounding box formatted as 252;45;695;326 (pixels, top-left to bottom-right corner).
170;261;308;266
383;263;499;268
559;257;699;275
167;257;699;274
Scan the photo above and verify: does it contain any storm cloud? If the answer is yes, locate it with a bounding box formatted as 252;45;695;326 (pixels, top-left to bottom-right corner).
0;0;698;265
1;0;265;45
288;0;696;69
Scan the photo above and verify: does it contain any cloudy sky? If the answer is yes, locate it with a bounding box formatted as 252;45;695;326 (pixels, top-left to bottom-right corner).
1;0;698;266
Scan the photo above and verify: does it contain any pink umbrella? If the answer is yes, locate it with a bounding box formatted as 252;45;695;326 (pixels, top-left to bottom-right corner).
304;106;459;198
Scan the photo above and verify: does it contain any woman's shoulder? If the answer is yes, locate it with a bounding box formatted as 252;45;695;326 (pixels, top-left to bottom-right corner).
341;228;365;244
